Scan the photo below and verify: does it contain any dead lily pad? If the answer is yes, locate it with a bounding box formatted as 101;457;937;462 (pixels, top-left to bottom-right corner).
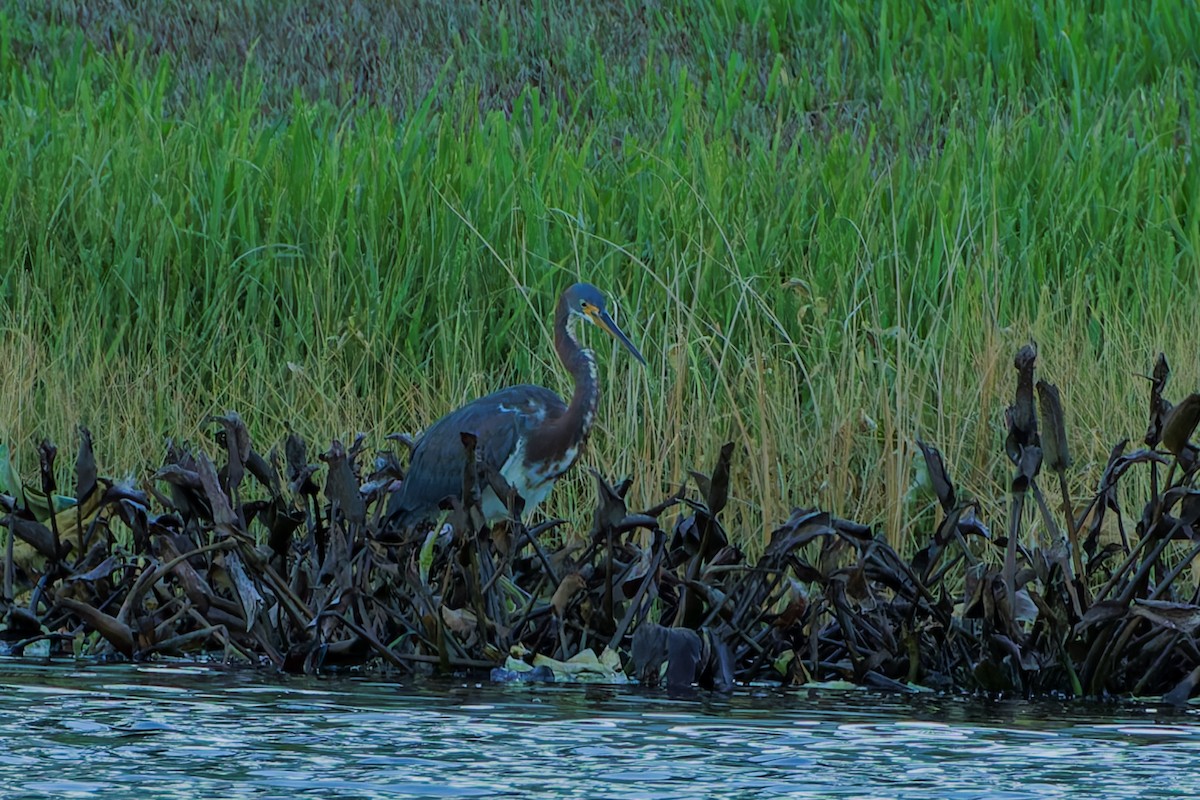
1131;600;1200;635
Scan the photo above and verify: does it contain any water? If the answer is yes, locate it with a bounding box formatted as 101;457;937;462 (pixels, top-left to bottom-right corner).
2;661;1199;799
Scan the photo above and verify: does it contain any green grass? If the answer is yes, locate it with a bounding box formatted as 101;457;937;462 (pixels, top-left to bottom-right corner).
1;0;1199;548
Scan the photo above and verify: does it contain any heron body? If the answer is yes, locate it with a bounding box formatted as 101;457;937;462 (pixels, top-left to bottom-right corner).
387;283;645;528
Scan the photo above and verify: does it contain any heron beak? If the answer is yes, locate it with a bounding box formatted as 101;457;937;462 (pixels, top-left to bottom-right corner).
593;308;647;366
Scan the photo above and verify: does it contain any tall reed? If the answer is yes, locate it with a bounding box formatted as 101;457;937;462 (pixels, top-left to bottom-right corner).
1;1;1197;548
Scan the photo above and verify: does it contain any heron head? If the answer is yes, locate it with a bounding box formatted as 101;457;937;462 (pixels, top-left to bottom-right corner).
565;283;647;366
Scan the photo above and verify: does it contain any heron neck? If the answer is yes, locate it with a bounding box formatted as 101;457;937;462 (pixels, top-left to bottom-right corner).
554;305;599;445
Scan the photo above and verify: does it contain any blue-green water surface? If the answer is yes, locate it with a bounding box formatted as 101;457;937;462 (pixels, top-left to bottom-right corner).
1;661;1198;799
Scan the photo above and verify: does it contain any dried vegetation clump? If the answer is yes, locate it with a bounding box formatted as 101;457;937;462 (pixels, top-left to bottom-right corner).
6;348;1200;701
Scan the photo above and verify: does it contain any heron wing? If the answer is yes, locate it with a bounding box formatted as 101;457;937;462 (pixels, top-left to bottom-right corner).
387;385;566;523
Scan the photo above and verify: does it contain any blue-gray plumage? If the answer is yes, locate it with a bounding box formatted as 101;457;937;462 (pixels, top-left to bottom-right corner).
386;283;646;528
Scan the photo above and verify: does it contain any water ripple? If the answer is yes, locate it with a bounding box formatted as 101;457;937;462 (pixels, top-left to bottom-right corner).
0;661;1198;798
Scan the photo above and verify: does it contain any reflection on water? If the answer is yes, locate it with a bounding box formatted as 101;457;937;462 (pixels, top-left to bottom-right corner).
0;660;1198;799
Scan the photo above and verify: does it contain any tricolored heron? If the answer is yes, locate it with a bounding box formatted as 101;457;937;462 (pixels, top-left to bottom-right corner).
386;283;646;527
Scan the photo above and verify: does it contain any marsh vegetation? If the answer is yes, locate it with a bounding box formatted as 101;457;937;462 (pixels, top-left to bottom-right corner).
2;1;1198;543
2;2;1200;695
